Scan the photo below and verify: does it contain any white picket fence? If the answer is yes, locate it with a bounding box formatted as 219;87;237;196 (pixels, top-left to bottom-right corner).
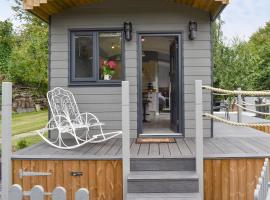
9;184;89;200
254;158;270;200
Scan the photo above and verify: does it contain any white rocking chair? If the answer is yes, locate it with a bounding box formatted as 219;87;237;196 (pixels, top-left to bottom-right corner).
37;87;122;149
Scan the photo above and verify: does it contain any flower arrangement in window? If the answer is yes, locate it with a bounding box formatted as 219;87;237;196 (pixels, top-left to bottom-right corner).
101;59;117;80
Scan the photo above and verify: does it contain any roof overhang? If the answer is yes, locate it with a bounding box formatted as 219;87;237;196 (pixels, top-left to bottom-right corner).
23;0;229;23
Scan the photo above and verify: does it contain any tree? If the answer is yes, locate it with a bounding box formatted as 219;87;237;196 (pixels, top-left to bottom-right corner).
213;18;260;90
7;0;48;95
0;20;13;76
249;22;270;90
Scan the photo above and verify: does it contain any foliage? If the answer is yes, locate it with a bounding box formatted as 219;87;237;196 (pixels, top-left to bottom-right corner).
248;22;270;90
0;0;48;95
213;18;261;91
7;0;49;95
0;20;13;76
16;139;28;150
8;21;48;94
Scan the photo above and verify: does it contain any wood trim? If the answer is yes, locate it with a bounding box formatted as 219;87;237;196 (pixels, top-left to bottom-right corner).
23;0;229;23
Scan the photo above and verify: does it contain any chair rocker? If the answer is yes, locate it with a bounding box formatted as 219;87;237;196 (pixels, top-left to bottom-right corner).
37;87;122;149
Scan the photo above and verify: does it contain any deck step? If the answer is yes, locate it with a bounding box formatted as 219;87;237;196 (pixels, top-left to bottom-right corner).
127;193;201;200
127;171;199;193
130;158;195;171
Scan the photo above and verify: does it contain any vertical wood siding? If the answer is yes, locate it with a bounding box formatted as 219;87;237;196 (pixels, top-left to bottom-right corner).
13;158;265;200
204;158;265;200
49;0;212;137
13;160;122;200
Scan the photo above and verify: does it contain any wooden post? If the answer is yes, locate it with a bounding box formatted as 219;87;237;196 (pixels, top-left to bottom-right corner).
1;82;12;200
122;81;130;200
237;88;242;123
195;80;204;199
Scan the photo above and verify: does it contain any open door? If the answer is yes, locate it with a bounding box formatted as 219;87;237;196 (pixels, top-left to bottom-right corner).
170;38;179;132
138;34;182;137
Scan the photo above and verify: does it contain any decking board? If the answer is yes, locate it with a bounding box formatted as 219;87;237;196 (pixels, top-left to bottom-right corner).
12;122;270;159
12;137;270;159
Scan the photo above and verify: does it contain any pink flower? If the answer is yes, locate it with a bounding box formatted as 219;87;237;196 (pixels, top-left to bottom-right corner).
108;60;117;69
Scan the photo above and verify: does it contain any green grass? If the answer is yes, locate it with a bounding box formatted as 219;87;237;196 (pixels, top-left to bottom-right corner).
13;133;48;150
0;110;48;137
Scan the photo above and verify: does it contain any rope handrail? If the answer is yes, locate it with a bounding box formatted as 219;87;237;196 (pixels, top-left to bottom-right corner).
203;85;270;96
234;103;270;116
242;101;270;107
203;113;270;127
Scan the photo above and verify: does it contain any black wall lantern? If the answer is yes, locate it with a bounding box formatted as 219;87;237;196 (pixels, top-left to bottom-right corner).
124;22;132;41
189;21;198;40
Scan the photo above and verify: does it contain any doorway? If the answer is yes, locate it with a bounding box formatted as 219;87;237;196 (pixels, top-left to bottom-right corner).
138;33;183;137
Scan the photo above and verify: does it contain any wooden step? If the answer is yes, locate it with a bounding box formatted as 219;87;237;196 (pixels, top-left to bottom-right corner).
130;158;195;171
127;193;201;200
127;171;199;193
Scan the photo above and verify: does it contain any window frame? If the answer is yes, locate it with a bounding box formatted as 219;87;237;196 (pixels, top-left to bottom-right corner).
69;28;125;86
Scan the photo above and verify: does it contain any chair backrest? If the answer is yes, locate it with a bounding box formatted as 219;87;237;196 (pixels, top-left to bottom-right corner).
47;87;82;125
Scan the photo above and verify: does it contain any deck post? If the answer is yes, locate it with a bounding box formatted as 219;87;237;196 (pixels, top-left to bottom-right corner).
1;82;12;200
237;87;242;123
195;80;204;199
122;81;130;200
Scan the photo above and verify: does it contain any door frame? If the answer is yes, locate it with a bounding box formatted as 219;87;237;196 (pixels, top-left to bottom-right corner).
136;32;184;137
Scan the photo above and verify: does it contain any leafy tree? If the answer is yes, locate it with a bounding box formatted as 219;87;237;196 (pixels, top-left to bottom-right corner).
7;0;48;95
249;22;270;90
213;18;260;90
0;20;13;76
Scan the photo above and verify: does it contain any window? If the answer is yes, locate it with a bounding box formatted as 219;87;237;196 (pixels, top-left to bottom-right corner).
70;30;123;85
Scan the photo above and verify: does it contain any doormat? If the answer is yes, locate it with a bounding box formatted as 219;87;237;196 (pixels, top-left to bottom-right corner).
136;138;176;143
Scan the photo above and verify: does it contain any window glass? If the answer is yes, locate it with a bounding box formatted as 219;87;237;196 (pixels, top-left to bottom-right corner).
99;32;122;80
74;35;94;79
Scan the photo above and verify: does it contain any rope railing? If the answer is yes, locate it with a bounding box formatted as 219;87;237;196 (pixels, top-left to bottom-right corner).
234;103;270;116
203;113;270;127
203;85;270;96
242;101;270;107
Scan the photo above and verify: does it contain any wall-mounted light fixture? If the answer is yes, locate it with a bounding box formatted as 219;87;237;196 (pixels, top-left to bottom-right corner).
124;22;132;41
189;21;197;40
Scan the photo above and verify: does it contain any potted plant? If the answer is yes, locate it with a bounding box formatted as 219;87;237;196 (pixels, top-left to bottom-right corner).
101;59;117;80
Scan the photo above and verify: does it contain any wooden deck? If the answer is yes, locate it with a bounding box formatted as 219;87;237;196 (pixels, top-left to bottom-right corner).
12;120;270;159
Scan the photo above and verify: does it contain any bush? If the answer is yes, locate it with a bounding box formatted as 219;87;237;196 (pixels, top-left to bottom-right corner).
16;139;28;150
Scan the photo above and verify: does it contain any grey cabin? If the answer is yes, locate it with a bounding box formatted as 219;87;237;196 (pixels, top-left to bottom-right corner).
10;1;270;200
24;0;229;138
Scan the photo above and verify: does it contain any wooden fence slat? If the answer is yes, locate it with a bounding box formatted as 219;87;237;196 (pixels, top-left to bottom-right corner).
30;185;44;200
204;160;213;200
213;160;221;199
9;184;23;200
75;188;89;200
52;187;66;200
238;159;247;200
247;159;255;200
221;160;230;200
230;160;238;200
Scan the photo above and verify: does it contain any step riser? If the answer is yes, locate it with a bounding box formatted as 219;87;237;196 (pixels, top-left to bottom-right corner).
131;158;195;171
128;180;199;193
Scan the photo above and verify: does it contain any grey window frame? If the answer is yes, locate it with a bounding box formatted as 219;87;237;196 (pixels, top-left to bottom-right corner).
69;29;125;86
71;31;96;82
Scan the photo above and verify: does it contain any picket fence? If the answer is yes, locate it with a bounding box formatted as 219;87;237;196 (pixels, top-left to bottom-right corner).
254;158;270;200
9;184;90;200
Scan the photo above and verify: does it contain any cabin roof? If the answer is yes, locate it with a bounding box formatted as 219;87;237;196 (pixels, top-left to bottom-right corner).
23;0;229;23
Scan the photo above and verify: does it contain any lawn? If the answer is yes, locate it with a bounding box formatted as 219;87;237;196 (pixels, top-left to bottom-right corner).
0;110;48;137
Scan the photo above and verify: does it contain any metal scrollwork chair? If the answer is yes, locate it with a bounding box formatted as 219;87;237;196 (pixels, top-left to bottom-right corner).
37;87;122;149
